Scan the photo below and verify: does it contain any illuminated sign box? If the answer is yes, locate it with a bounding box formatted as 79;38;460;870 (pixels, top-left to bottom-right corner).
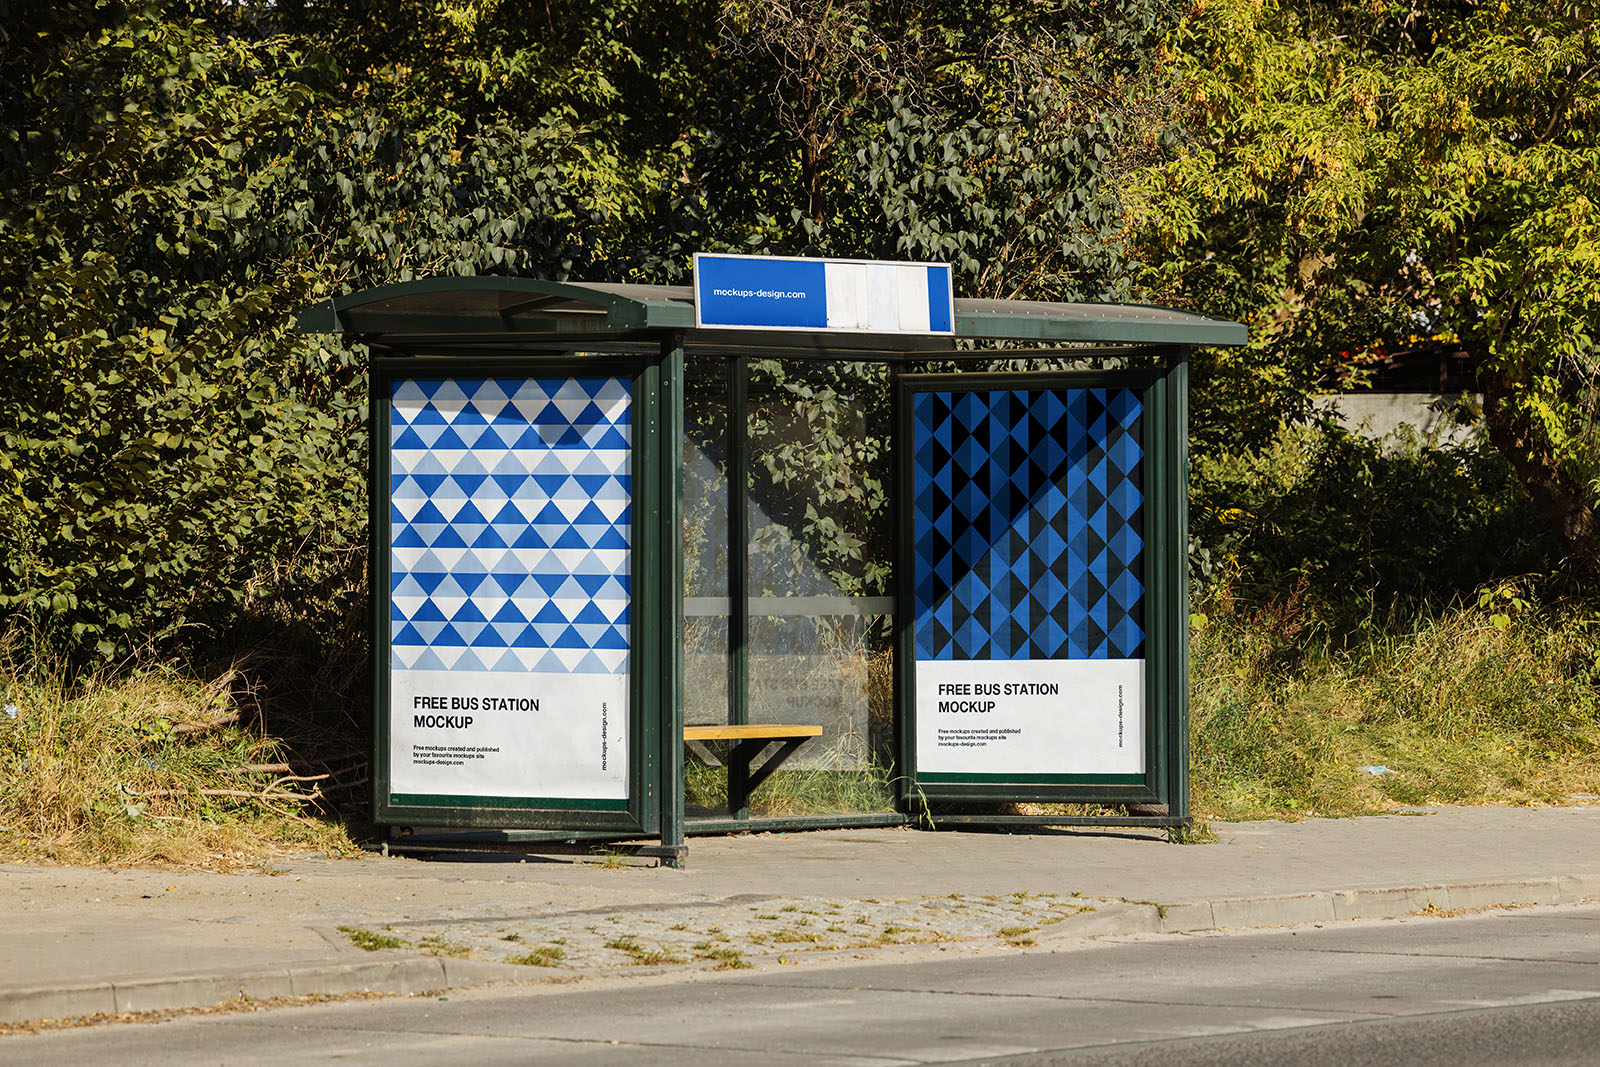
693;253;954;334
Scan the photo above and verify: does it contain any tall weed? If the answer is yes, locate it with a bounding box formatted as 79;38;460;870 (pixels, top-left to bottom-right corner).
1191;586;1600;817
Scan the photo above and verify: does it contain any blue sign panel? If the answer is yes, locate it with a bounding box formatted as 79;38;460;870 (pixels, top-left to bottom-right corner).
694;255;828;329
926;267;953;334
694;253;954;334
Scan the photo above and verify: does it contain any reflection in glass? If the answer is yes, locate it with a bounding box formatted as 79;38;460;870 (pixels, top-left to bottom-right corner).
683;355;729;727
744;360;895;816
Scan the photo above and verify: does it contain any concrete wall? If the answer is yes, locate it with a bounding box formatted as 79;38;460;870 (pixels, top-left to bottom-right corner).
1314;392;1480;446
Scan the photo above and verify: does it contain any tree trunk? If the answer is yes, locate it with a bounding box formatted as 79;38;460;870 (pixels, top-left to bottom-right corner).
1480;370;1600;578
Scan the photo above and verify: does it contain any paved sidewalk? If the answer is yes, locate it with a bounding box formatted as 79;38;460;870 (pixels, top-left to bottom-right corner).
3;805;1598;1025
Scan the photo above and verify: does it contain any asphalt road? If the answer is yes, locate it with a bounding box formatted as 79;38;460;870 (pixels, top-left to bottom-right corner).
9;903;1600;1065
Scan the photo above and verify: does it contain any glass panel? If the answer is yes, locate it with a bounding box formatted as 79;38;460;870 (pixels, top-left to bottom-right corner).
744;359;896;816
745;358;891;600
747;614;874;757
683;616;728;729
682;355;729;727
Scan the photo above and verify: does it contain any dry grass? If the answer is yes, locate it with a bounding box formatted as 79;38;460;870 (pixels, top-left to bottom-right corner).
0;634;357;868
1191;588;1600;819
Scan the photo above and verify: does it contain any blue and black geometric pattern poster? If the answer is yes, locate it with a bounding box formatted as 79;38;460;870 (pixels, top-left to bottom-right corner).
387;377;631;804
911;386;1146;778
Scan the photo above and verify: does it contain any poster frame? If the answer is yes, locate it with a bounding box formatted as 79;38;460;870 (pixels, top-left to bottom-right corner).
370;354;662;834
893;364;1189;814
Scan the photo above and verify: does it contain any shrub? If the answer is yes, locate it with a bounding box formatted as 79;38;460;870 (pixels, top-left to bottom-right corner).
1190;419;1559;633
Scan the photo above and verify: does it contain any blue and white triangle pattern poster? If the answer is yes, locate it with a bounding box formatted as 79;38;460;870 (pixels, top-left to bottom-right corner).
387;376;631;804
911;386;1146;779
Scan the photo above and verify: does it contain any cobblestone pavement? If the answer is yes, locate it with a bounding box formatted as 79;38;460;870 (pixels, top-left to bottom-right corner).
348;891;1097;971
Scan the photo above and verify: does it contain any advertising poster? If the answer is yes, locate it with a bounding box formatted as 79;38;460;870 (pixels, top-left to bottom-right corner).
911;386;1147;780
386;376;631;805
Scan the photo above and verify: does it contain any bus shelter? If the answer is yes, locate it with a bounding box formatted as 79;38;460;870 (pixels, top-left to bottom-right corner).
298;261;1246;866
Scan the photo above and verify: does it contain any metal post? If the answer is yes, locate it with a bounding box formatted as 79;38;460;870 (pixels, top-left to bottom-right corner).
727;355;752;819
659;335;688;867
369;365;388;831
1170;346;1192;829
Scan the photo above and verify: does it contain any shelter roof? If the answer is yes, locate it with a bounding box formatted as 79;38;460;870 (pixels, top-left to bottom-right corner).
296;277;1247;355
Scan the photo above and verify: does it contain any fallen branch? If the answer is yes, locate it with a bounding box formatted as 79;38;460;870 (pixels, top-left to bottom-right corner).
172;711;241;736
243;755;367;774
142;788;316;804
198;669;241;713
267;773;330;791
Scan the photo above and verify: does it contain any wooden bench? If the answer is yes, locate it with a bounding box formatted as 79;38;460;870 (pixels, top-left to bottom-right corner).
683;724;823;816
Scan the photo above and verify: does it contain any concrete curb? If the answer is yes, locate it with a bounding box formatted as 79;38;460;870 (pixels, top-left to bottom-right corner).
0;957;531;1026
6;875;1597;1026
1038;873;1600;943
1161;873;1600;933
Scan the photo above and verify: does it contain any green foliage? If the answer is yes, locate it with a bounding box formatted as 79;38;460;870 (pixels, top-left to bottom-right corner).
0;3;367;658
1142;2;1600;815
1190;421;1557;628
0;2;667;661
508;944;567;967
338;926;407;951
1;0;1166;662
655;0;1177;300
271;0;715;153
604;934;687;966
745;360;892;598
1131;0;1600;569
693;945;750;969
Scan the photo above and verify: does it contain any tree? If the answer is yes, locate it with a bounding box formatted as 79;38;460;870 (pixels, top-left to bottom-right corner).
0;0;1190;660
0;2;361;656
0;0;660;658
1130;0;1600;575
666;0;1178;300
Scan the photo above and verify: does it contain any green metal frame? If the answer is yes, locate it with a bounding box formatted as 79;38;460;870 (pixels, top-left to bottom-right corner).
727;355;750;736
892;359;1190;821
725;355;753;821
370;354;666;835
656;337;687;863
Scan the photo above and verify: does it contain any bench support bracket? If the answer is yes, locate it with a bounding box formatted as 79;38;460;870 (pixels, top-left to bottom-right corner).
729;737;811;818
